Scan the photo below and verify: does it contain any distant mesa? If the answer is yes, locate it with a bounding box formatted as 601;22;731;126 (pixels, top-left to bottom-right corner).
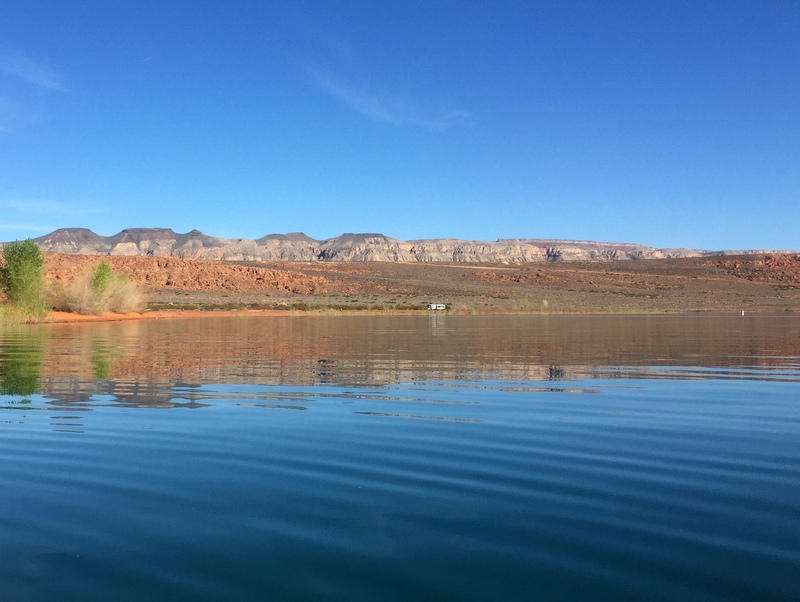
22;228;795;263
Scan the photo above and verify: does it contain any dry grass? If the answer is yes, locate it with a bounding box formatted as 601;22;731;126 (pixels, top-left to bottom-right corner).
49;263;145;315
0;305;26;326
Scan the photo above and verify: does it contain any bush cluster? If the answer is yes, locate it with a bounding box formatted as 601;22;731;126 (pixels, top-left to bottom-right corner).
2;240;148;320
0;240;49;318
49;261;145;315
1;241;146;320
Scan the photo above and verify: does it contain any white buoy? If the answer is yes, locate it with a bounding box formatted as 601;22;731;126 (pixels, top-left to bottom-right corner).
742;310;745;316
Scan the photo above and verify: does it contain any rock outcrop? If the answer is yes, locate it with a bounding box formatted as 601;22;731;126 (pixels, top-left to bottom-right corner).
45;254;328;294
27;228;794;263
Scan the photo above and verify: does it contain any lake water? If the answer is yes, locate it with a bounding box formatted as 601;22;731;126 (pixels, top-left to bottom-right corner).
1;315;798;601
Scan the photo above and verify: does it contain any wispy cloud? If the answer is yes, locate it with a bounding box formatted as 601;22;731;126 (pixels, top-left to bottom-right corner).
0;51;67;133
309;69;469;132
0;50;66;91
1;199;96;217
0;199;99;241
0;222;56;232
0;222;57;244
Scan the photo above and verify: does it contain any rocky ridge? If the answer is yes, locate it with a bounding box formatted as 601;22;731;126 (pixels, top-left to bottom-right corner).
30;228;794;263
44;254;328;295
40;251;800;315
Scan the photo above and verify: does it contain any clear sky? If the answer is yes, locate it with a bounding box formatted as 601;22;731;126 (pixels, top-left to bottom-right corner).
1;1;798;250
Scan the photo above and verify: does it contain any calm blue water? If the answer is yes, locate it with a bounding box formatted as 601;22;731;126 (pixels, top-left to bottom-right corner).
1;315;799;601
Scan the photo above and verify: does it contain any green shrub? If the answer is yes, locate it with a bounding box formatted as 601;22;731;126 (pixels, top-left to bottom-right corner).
91;261;115;293
0;239;48;317
49;261;145;315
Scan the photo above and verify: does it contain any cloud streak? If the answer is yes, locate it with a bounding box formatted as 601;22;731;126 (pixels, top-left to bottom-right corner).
0;50;66;91
0;222;56;232
0;199;99;241
1;199;96;217
309;69;469;132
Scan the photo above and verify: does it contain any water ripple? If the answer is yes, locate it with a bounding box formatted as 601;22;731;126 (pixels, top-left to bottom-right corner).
2;316;800;600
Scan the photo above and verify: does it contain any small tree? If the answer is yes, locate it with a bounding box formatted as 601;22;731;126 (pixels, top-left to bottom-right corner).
91;261;115;294
0;240;48;316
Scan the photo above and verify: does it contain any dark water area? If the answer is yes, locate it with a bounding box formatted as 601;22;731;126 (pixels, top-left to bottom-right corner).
1;315;799;601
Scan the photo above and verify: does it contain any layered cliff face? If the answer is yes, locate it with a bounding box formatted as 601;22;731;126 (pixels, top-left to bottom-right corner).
29;228;790;263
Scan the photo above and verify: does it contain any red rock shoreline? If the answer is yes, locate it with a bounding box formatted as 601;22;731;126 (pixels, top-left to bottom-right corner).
33;252;800;318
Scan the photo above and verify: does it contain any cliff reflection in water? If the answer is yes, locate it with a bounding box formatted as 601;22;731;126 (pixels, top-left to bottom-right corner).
1;314;799;409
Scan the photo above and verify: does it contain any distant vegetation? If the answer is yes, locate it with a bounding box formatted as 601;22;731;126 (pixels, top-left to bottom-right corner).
0;239;49;322
49;260;145;315
1;241;146;322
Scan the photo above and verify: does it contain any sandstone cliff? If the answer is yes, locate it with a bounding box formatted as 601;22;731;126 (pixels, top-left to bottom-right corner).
27;228;793;263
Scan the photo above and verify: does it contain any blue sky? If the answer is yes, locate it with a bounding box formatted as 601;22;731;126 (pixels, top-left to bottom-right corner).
1;1;798;250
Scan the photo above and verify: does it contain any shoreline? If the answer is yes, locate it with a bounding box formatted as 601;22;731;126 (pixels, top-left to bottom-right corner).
47;309;292;323
40;307;789;324
0;252;794;324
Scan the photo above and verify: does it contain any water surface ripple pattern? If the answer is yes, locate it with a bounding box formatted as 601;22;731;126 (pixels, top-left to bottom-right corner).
1;315;798;601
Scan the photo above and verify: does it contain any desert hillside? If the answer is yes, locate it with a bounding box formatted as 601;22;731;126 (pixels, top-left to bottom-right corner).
44;252;800;314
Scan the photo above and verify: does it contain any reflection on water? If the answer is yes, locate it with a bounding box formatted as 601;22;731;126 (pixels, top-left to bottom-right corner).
90;338;112;379
0;333;44;400
1;315;799;410
1;315;799;601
